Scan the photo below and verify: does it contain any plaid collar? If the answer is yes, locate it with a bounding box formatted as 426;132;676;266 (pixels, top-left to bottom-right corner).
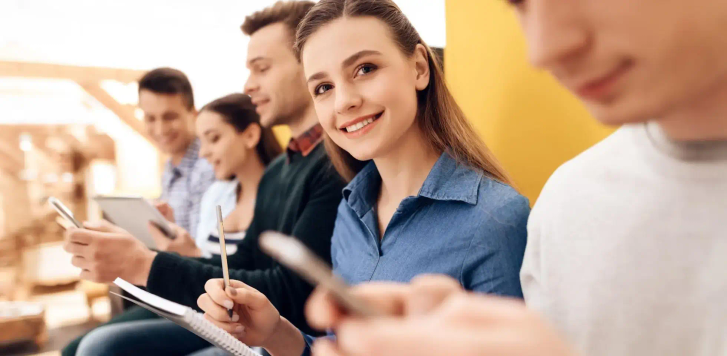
286;124;324;161
165;138;202;178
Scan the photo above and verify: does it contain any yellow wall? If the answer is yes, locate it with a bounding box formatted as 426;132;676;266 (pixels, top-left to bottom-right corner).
445;0;614;205
272;125;292;147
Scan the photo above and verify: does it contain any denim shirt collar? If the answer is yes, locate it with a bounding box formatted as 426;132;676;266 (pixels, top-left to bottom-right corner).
343;151;482;218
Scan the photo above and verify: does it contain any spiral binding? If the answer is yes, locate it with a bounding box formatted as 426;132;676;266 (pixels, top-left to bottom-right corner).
185;310;262;356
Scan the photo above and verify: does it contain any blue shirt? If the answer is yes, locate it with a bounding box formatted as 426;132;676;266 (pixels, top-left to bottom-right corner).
301;151;530;355
160;138;215;238
332;151;529;294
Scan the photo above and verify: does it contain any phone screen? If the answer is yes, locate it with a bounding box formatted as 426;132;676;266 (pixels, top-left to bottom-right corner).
48;197;83;228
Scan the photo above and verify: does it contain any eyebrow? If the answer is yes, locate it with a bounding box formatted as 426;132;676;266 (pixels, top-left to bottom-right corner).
247;57;268;66
306;49;382;83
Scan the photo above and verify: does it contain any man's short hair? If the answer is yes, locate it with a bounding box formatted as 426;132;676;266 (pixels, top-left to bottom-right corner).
241;1;315;42
138;67;194;110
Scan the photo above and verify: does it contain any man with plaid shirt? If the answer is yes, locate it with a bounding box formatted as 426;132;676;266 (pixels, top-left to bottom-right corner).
159;137;214;238
61;67;214;356
142;68;215;237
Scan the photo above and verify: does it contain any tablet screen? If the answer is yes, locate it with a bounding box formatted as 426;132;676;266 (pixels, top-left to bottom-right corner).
93;196;174;249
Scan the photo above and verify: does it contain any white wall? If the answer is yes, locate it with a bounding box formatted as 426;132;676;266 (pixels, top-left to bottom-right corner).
0;0;444;197
0;0;445;112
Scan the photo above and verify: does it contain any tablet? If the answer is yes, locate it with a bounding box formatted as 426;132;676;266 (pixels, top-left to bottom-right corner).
93;195;175;248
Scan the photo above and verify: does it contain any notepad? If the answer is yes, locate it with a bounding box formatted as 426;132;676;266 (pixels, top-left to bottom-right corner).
112;278;261;356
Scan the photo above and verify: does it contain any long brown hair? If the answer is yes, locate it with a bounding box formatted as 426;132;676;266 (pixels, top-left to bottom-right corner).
200;93;283;165
295;0;513;185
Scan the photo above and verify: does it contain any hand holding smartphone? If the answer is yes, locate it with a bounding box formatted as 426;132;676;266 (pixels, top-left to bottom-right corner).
48;197;82;229
259;231;381;317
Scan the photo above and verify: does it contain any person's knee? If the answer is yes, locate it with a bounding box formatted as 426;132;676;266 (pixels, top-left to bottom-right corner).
61;334;83;356
75;324;129;356
188;347;233;356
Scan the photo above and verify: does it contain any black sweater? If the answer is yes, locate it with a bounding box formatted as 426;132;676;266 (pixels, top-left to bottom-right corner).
146;144;345;334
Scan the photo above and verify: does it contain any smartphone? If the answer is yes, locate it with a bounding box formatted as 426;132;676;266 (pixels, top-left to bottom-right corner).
48;196;83;228
259;231;381;317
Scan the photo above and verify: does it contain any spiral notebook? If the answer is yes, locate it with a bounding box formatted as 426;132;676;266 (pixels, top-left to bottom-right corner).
111;278;261;356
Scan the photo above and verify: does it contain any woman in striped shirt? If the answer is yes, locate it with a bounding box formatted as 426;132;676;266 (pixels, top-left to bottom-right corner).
150;93;282;258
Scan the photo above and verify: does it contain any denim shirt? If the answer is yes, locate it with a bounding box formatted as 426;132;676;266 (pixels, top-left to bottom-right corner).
332;151;529;294
300;152;530;355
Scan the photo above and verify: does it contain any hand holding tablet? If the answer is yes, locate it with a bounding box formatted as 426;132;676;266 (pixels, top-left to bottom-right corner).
93;195;176;249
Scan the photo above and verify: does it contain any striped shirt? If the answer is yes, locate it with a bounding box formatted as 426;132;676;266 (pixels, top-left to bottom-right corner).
203;230;246;257
160;138;215;238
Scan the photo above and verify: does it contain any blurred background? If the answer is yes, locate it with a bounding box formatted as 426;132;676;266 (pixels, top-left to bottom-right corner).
0;0;611;355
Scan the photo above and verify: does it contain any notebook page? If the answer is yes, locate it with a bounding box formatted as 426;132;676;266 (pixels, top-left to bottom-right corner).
114;278;187;316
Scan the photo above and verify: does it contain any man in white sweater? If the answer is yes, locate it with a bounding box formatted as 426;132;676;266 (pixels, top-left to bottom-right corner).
516;0;727;353
521;124;727;356
301;0;727;355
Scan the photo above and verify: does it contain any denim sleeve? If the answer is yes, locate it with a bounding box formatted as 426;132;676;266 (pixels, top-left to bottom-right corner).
300;331;336;356
462;193;530;298
329;199;348;272
301;332;315;356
